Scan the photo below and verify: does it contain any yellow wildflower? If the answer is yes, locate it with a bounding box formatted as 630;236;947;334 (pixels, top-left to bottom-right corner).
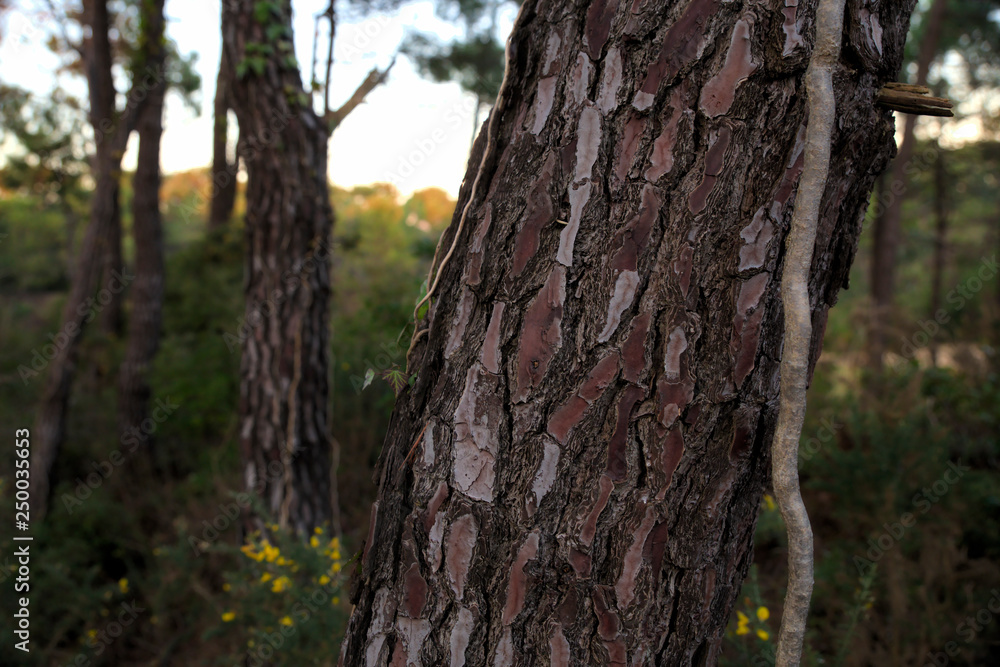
221;611;236;622
763;494;776;511
310;536;320;548
736;610;750;636
333;596;340;605
118;578;129;594
260;572;273;583
272;576;290;593
736;625;750;636
757;629;770;641
331;562;341;573
756;606;769;621
87;629;97;640
222;583;231;592
280;616;293;626
319;575;330;586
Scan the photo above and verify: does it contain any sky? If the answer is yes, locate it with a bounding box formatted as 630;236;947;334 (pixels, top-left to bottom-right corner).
0;0;518;198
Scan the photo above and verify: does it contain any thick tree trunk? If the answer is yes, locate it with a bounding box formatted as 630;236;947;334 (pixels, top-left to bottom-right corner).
118;0;166;468
867;0;947;368
209;48;238;230
100;196;124;336
340;0;915;664
29;0;135;518
222;0;334;535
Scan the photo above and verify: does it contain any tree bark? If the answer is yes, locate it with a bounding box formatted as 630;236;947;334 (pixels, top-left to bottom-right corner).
867;0;947;367
209;47;238;230
340;0;915;664
118;0;166;469
222;0;335;535
30;0;138;518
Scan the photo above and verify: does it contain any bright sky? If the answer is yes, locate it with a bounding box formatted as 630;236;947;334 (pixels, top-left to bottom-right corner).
0;0;517;198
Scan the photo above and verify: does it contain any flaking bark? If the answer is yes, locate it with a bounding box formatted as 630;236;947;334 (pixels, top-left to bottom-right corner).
342;0;916;664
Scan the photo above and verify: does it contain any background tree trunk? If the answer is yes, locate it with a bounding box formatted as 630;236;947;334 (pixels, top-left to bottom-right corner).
30;0;137;518
867;0;947;367
209;48;238;230
118;0;167;470
928;137;948;366
222;0;335;535
340;0;915;664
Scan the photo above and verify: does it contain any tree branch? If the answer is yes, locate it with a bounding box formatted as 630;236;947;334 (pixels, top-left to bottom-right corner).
772;0;848;662
322;0;335;117
325;57;396;133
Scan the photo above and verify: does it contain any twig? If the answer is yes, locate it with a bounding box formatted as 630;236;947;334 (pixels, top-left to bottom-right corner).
325;56;396;132
772;0;848;661
399;422;430;471
322;0;335;118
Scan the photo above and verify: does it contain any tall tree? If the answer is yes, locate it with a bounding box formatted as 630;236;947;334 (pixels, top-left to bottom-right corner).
30;0;140;517
867;0;947;367
117;0;167;469
340;0;916;663
221;0;396;534
221;0;337;535
29;0;198;518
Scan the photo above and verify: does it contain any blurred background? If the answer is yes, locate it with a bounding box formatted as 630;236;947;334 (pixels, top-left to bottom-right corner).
0;0;998;664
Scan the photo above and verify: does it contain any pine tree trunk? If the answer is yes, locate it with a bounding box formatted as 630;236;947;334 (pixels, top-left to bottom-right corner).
30;0;133;518
866;0;947;367
210;48;238;230
340;0;915;664
118;0;166;468
222;0;334;535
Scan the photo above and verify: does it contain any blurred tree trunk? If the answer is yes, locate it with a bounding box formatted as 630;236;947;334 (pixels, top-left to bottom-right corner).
928;138;948;366
100;196;124;336
209;48;237;230
867;0;948;368
222;0;334;535
339;0;915;663
30;0;139;518
118;0;166;469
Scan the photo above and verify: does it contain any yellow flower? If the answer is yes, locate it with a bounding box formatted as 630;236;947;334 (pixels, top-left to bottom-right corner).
756;606;770;621
87;629;97;640
314;526;324;535
118;578;129;594
152;548;162;556
757;629;770;641
736;610;750;635
333;596;340;605
221;611;236;622
271;576;290;593
763;494;776;511
319;575;330;586
260;572;273;583
331;562;342;573
736;611;749;624
280;616;293;626
310;536;320;548
222;583;231;592
736;625;750;636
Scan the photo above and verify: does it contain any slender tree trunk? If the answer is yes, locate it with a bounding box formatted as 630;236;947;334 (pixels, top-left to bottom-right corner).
209;48;238;230
222;0;334;535
29;0;136;518
118;0;166;469
867;0;948;368
340;0;915;664
928;138;948;366
100;195;124;336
